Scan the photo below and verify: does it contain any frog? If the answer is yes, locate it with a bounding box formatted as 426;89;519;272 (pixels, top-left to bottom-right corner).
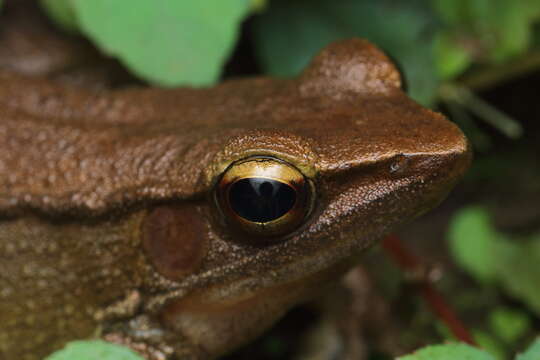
0;7;471;360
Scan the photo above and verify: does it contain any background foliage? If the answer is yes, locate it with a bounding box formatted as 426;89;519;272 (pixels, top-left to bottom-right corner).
8;0;539;358
46;341;144;360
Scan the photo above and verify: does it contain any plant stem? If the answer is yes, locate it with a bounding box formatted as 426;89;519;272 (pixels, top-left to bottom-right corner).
381;234;477;346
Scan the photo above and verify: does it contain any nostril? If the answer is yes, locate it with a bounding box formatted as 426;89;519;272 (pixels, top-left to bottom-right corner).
389;154;411;175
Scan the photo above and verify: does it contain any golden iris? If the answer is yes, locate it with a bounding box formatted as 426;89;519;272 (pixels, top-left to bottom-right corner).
214;156;314;238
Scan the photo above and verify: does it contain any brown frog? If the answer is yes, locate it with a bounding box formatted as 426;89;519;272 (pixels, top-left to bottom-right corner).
0;9;471;360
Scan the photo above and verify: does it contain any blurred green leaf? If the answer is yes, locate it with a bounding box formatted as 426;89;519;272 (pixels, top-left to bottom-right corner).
487;1;530;63
70;0;251;86
397;343;496;360
495;236;540;315
489;308;531;344
448;206;499;283
45;340;144;360
434;32;472;79
432;0;538;65
40;0;79;33
431;0;463;24
450;206;540;315
250;0;268;12
253;0;440;106
472;330;506;360
517;338;540;360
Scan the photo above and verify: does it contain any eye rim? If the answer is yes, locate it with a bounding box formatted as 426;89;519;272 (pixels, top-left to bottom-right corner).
213;156;315;239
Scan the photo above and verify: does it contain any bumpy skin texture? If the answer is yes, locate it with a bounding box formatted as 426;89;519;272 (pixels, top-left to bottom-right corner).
0;3;471;360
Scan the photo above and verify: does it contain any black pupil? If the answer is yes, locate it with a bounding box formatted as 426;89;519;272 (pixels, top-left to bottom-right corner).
228;178;297;223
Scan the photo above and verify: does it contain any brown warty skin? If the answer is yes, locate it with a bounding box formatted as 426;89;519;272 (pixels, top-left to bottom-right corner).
0;2;471;359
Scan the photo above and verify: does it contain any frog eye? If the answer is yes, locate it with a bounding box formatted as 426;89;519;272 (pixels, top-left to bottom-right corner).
214;156;314;239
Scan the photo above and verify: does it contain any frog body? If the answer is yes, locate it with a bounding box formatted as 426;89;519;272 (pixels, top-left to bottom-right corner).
0;8;470;359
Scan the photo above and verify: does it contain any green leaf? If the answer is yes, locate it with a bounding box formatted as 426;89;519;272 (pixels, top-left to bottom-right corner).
431;0;461;24
448;207;499;283
517;338;540;360
472;330;506;360
523;0;540;16
70;0;251;86
397;343;496;360
45;340;144;360
495;237;540;315
431;0;535;64
40;0;79;33
253;0;440;106
250;0;268;12
449;206;540;316
489;307;531;344
486;1;530;63
434;31;472;79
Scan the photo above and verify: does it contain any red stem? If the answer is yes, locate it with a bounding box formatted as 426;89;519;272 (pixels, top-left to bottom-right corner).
381;234;477;346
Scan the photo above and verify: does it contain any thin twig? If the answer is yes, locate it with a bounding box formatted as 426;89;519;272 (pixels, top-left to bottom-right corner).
439;84;523;139
381;234;477;346
459;51;540;92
